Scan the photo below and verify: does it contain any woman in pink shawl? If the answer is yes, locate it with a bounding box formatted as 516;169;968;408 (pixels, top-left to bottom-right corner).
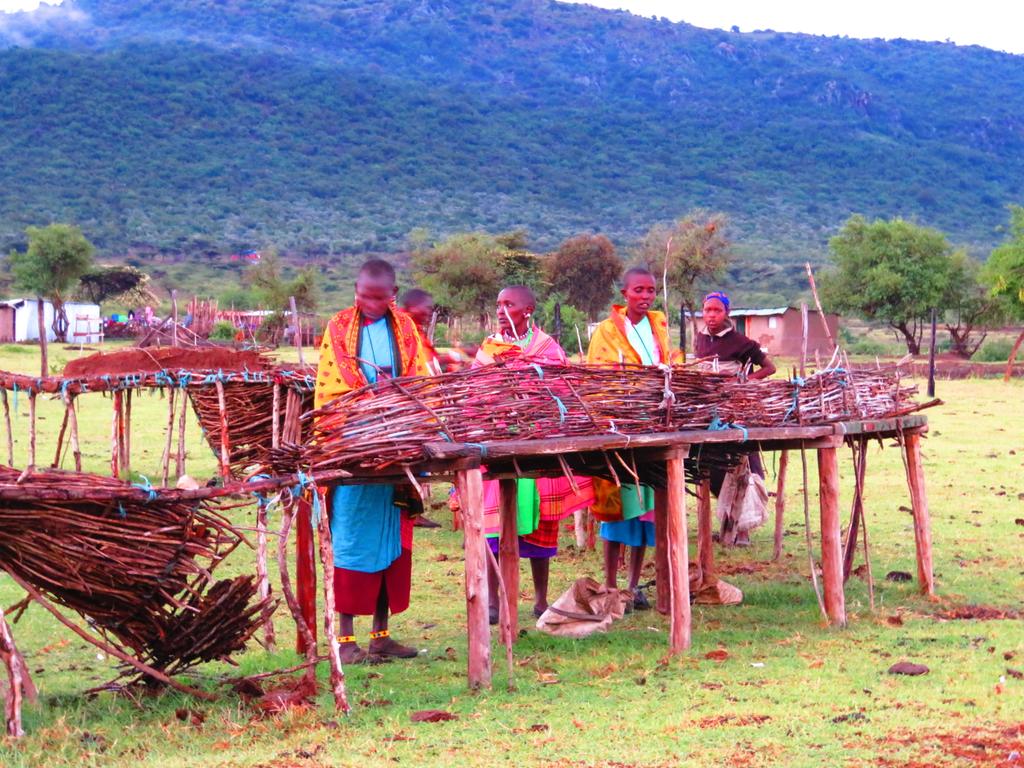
473;285;594;623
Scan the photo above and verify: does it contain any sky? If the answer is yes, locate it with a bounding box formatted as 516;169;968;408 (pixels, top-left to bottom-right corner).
567;0;1024;54
2;0;1023;55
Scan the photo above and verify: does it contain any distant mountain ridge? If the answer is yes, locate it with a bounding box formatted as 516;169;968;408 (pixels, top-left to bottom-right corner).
1;0;1022;300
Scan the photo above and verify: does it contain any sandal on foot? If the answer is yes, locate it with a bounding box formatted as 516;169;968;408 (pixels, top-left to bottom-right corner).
336;638;370;665
533;605;547;618
368;631;418;659
632;588;651;611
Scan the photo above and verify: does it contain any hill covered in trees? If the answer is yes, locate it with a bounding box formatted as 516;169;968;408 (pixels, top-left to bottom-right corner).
1;0;1022;302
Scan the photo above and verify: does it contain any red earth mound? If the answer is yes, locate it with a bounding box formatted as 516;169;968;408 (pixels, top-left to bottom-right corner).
63;347;272;378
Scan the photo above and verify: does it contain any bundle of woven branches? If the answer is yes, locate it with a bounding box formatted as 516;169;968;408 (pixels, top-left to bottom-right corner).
0;467;273;677
276;361;928;473
187;365;315;478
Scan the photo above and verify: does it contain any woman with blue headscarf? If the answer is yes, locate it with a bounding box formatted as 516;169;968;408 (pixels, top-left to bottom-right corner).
695;291;776;379
695;291;776;546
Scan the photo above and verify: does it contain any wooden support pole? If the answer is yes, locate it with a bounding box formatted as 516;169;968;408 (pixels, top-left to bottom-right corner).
175;387;188;478
314;487;350;714
697;477;714;582
904;432;935;597
497;478;520;642
456;467;491;690
772;450;789;562
63;392;82;473
666;455;692;654
816;446;846;626
214;380;231;480
654;488;670;615
1;389;12;467
295;494;318;653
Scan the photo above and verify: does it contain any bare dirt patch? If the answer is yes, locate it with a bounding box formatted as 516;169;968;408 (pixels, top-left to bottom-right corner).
876;723;1023;766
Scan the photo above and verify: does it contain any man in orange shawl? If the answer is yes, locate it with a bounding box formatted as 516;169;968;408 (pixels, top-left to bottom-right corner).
474;285;594;622
587;266;677;610
316;258;430;663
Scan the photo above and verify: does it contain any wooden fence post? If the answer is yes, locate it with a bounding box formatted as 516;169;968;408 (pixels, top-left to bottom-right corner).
817;446;846;626
457;467;491;690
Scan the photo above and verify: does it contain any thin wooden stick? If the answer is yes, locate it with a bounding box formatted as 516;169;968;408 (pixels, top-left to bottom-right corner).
800;303;809;379
276;496;318;679
272;382;281;449
804;263;836;352
313;487;350;713
800;447;828;621
51;400;70;468
63;391;82;472
176;387;188;478
27;392;36;470
161;389;176;487
0;605;35;737
772;450;789;562
111;391;121;478
215;380;231;480
485;542;516;690
255;495;276;651
123;389;132;476
0;389;12;466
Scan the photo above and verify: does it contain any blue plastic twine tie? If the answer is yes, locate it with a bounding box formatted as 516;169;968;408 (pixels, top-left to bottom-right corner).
708;415;749;442
783;376;806;423
131;475;158;502
248;473;272;509
292;471;322;524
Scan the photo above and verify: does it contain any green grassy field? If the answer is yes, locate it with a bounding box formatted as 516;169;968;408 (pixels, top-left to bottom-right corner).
0;342;1021;767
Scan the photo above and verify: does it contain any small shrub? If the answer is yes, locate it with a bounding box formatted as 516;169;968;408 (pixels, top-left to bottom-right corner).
849;337;898;356
973;338;1015;363
208;321;238;342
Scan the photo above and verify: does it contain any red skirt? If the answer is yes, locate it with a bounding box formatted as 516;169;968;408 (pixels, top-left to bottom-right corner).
334;548;412;616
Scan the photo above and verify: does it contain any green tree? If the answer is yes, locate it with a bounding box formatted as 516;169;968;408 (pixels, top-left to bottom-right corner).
981;204;1024;375
245;251;320;312
635;211;732;342
545;234;623;320
942;252;1006;358
10;224;95;342
412;232;511;329
819;216;955;355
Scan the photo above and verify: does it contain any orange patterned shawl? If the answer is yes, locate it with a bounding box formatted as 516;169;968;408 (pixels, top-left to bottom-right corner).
586;305;675;366
315;304;429;408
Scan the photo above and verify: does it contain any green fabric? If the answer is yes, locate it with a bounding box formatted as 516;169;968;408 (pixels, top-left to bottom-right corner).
516;478;540;535
620;483;655;520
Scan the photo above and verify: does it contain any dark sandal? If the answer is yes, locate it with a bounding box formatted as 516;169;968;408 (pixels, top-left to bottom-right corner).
369;637;419;659
632;588;651;611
